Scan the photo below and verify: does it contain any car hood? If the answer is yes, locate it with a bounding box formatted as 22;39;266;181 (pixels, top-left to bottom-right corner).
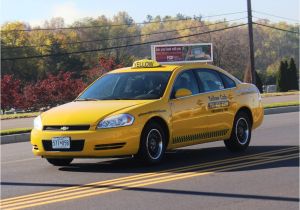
41;100;151;126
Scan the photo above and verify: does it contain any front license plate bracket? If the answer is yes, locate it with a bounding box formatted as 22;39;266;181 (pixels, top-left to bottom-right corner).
52;137;71;149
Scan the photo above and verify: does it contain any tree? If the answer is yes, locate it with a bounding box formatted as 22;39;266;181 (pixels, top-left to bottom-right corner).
288;58;299;90
1;75;24;111
1;15;299;85
1;22;40;81
23;72;86;109
83;56;124;82
276;60;289;92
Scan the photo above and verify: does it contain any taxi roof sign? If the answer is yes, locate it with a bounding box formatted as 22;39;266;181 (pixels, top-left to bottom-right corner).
132;59;161;69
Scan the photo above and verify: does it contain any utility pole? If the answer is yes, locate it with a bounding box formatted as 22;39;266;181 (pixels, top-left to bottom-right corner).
247;0;256;84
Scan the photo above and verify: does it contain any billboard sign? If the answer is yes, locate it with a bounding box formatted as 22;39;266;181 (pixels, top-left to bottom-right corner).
151;43;213;64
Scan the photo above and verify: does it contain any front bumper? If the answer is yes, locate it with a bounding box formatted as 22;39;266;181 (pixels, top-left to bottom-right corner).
31;126;141;158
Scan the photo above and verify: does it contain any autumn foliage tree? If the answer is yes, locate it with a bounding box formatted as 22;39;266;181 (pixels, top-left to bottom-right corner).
1;75;24;111
83;56;124;82
0;57;123;111
23;71;86;109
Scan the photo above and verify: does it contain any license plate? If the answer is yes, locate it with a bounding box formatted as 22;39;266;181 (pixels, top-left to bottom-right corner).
52;137;70;149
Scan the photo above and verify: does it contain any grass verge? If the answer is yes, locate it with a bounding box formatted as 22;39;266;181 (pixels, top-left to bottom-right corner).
1;128;32;136
1;112;40;120
261;91;300;98
263;101;299;109
1;102;299;136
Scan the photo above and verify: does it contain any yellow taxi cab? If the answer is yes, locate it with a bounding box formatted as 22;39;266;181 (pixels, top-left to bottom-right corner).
31;59;264;166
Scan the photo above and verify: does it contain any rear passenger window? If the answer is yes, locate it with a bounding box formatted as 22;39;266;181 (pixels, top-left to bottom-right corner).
195;69;224;92
219;73;236;88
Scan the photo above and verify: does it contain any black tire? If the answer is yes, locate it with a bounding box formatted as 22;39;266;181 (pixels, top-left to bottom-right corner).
224;111;252;152
46;158;73;166
136;122;166;164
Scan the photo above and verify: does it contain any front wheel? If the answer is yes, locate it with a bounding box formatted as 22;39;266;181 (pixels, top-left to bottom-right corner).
46;158;73;166
224;111;252;152
136;122;166;164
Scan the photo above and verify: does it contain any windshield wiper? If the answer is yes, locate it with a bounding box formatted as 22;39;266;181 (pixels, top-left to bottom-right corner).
75;98;99;101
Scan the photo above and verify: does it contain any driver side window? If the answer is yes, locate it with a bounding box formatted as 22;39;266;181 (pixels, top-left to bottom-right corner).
171;70;199;98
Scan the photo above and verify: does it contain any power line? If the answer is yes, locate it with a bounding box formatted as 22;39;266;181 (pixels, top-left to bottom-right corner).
1;11;246;32
253;22;300;34
252;10;299;23
1;24;247;61
2;17;247;50
252;15;299;25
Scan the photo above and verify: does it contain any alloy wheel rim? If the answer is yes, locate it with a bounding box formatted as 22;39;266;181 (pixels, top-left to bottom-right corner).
146;129;163;160
235;118;249;145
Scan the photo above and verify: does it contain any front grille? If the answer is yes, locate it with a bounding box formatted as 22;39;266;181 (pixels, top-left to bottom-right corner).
43;125;90;131
42;140;84;151
94;142;126;150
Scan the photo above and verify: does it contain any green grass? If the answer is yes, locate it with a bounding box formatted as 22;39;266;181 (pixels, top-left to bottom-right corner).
261;91;300;98
263;101;300;109
0;128;32;136
1;112;40;120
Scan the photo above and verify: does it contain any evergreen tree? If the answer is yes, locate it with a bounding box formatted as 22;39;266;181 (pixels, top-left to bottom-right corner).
276;61;288;92
288;58;299;90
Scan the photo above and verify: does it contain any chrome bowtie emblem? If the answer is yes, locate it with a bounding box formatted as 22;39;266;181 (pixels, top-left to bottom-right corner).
61;126;69;131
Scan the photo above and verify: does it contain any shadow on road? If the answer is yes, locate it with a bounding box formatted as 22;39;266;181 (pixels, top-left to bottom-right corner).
1;145;299;202
56;145;299;174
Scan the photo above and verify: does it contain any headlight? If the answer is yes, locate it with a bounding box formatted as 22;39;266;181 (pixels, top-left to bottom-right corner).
97;114;134;129
33;115;43;130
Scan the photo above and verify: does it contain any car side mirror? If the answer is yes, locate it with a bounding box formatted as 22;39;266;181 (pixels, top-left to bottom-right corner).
175;88;192;98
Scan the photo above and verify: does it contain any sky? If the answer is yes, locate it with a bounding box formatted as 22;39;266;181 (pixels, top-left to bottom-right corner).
0;0;299;26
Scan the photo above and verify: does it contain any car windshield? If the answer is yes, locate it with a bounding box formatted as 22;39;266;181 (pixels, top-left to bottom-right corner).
77;72;172;100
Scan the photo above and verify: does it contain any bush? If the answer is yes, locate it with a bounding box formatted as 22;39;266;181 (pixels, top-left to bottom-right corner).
1;75;24;110
1;57;123;111
23;71;87;109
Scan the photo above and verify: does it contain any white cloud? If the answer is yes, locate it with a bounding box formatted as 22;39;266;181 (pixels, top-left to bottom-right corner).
51;1;84;24
14;1;114;27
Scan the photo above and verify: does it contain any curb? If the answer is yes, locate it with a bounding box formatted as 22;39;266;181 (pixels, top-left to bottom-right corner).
264;105;299;115
0;133;30;145
1;106;299;145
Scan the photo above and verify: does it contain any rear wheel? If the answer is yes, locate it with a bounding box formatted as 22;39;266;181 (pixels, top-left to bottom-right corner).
46;158;73;166
136;122;166;164
224;111;252;152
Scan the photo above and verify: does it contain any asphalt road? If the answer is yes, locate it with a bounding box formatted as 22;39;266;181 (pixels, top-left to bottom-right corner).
1;112;299;210
1;94;299;130
1;117;34;130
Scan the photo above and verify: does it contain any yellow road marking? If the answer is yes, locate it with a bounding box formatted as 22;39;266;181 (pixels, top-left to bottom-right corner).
3;154;298;210
1;146;298;204
1;152;298;210
1;147;298;206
